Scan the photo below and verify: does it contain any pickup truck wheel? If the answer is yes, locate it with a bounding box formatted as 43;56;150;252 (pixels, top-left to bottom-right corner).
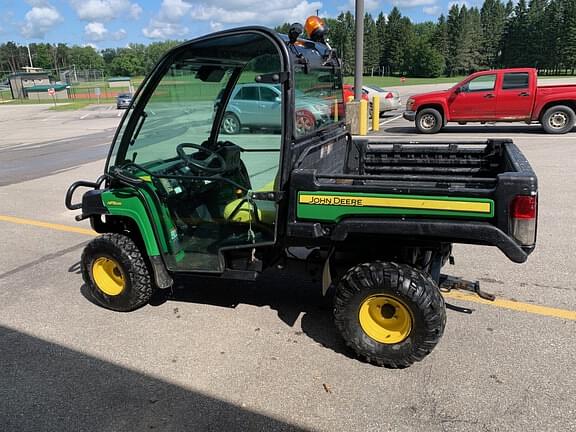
222;112;241;134
334;262;446;368
416;108;443;134
81;233;153;312
541;105;575;134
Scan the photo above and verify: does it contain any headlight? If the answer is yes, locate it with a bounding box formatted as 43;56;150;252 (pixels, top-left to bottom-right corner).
406;98;415;110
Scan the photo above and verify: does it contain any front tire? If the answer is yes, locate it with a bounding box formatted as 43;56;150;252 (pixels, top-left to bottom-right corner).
81;233;153;312
415;108;443;134
334;262;446;368
541;105;575;134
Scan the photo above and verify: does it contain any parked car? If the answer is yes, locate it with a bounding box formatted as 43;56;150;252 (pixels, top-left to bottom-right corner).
342;84;369;103
362;85;402;113
403;68;576;134
116;93;132;109
219;83;331;135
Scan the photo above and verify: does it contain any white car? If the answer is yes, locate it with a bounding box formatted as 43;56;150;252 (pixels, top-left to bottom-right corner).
362;85;402;114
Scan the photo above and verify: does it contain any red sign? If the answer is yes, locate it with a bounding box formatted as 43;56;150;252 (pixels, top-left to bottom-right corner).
48;88;56;96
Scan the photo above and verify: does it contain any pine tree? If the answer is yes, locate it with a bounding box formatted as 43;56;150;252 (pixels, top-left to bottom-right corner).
384;7;404;75
375;12;387;74
431;14;449;63
364;14;379;74
563;0;576;73
447;4;466;75
481;0;506;68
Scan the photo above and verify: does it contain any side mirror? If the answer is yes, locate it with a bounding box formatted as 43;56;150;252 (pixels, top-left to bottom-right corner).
454;87;462;95
275;96;281;103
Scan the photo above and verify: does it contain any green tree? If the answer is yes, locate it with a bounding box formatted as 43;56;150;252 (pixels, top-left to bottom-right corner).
383;7;405;75
364;13;379;74
407;41;445;77
430;15;448;73
481;0;506;68
109;47;145;76
69;45;104;70
564;0;576;72
375;12;387;74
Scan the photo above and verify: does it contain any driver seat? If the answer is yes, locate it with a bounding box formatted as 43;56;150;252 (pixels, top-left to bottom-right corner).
222;178;277;225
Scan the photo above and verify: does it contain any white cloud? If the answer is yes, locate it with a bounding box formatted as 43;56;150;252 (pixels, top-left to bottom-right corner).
143;0;324;40
70;0;142;22
143;20;189;39
423;5;441;14
448;0;469;8
210;21;223;32
112;28;127;40
339;0;380;12
142;0;192;39
83;42;98;49
189;0;322;27
392;0;436;7
85;21;108;41
84;21;127;41
21;3;63;39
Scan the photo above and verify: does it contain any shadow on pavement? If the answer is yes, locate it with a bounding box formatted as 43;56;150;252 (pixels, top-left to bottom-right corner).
164;269;352;359
0;324;312;432
73;263;354;361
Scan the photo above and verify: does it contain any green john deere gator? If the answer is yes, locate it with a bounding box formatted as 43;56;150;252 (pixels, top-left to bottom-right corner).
66;18;538;367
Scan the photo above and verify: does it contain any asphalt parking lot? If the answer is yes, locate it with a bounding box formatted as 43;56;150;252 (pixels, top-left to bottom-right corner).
1;96;575;431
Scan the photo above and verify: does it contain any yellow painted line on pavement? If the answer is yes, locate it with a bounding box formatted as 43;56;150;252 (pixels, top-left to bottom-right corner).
0;214;96;237
2;213;576;321
443;290;576;321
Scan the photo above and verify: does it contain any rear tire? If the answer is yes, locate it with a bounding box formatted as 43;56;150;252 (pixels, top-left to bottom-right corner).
81;233;153;312
334;262;446;368
415;108;443;134
541;105;575;134
222;112;241;134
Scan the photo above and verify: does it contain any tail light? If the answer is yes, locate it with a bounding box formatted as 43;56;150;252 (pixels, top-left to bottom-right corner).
510;195;537;246
385;92;394;99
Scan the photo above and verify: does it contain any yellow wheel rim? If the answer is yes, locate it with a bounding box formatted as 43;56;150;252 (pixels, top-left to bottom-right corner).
92;257;125;296
359;295;413;344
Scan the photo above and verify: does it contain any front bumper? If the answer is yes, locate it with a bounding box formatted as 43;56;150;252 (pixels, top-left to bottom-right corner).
403;111;416;121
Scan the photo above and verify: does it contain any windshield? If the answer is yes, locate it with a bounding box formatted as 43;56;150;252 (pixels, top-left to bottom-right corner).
293;65;343;138
114;63;235;168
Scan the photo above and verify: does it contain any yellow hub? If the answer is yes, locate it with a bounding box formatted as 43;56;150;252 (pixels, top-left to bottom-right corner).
358;295;413;344
92;257;126;296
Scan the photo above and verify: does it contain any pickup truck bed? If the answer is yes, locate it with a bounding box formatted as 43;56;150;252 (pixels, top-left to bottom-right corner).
288;137;538;263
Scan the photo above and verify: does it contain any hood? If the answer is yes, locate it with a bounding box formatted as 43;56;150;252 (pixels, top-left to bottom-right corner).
411;90;450;100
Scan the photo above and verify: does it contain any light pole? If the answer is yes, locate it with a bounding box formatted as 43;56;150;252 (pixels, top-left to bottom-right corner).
27;44;34;69
354;0;364;101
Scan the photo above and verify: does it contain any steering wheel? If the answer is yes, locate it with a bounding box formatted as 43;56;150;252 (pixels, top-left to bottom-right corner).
176;143;227;174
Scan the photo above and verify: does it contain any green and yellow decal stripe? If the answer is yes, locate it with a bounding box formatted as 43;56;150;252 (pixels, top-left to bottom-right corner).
297;191;494;222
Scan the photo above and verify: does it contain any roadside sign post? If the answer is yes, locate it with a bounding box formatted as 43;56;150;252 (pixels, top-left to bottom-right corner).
95;87;101;104
48;88;56;107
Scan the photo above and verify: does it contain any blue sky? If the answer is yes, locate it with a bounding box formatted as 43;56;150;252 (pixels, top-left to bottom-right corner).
0;0;472;48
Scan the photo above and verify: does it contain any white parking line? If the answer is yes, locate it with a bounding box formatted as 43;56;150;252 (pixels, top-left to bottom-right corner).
379;114;403;126
80;113;91;120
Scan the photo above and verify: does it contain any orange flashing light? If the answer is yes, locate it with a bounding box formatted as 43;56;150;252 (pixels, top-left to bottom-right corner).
305;16;325;40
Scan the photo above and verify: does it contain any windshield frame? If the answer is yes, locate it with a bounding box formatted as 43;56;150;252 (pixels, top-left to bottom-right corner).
105;27;291;175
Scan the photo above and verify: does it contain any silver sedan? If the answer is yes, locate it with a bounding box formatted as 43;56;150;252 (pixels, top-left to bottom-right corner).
362;85;402;114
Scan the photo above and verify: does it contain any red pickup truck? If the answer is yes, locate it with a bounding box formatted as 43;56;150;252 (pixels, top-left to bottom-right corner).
404;68;576;134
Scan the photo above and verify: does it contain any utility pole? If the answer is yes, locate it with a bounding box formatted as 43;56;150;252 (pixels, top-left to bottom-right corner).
27;44;34;68
354;0;364;101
